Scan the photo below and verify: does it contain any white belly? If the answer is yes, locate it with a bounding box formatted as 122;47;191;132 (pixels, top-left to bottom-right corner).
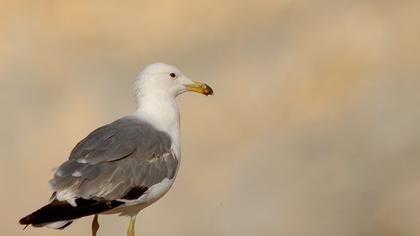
103;177;176;216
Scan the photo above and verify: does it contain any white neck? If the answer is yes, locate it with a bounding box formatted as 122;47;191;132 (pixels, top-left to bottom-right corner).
134;92;180;146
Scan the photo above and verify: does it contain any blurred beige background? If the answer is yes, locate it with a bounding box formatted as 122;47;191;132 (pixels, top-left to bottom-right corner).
1;0;420;235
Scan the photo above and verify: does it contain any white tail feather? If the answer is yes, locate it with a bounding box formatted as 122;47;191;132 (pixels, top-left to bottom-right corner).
44;220;73;229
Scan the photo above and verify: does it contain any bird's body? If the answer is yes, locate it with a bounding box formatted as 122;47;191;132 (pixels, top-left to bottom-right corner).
100;107;182;217
19;63;213;236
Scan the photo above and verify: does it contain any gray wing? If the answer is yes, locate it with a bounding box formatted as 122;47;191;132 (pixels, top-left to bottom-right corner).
49;116;179;200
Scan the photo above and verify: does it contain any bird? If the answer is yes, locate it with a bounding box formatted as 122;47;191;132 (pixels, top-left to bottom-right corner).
19;63;213;236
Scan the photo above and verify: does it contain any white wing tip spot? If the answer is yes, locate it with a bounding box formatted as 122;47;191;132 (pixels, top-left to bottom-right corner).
67;198;77;207
77;159;88;164
72;171;82;177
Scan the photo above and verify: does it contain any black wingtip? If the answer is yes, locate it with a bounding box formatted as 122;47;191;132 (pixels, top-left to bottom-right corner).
19;216;31;225
22;224;29;230
18;198;124;228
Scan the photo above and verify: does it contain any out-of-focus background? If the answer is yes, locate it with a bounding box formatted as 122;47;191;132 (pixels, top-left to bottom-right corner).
1;0;420;235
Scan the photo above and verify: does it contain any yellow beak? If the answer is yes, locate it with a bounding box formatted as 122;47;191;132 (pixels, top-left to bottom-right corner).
185;81;214;96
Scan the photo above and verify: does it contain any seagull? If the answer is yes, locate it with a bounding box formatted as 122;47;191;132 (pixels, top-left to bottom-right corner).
19;63;213;236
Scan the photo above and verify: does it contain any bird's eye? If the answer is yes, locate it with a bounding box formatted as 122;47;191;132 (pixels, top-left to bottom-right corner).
169;73;176;79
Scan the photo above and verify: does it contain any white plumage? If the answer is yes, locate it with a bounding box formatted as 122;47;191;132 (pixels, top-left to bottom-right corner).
19;63;213;236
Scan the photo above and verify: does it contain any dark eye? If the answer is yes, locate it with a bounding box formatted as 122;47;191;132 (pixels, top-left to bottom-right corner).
169;72;176;78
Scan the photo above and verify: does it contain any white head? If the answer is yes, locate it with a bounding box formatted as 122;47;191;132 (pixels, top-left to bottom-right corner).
135;63;213;102
133;62;213;136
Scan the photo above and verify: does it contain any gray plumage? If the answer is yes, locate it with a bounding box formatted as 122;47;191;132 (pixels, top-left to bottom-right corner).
49;116;179;200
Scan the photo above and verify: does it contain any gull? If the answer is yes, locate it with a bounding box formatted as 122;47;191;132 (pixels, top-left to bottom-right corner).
19;63;213;236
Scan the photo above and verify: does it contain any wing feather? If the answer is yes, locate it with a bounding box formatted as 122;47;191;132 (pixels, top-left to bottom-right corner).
49;116;179;201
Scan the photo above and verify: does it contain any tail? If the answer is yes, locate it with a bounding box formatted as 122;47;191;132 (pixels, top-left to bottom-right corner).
19;198;124;229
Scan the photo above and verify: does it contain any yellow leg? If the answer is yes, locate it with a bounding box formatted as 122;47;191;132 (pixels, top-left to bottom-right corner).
92;215;99;236
127;215;136;236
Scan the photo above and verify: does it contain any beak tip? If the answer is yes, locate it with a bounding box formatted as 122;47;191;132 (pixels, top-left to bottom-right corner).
186;81;214;96
204;87;214;96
